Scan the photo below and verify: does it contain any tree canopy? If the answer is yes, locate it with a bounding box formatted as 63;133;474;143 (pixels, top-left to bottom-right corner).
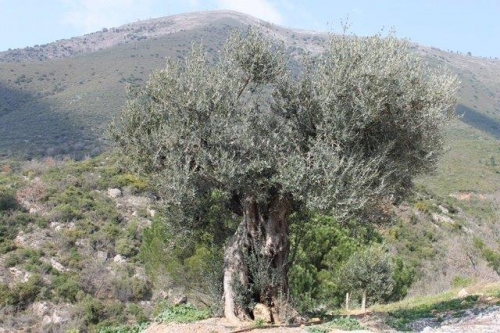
111;29;457;221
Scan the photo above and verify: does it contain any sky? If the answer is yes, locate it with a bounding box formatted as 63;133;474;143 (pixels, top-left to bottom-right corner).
0;0;499;58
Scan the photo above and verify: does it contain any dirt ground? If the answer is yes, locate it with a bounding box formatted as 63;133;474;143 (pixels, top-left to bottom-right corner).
142;307;500;333
143;316;377;333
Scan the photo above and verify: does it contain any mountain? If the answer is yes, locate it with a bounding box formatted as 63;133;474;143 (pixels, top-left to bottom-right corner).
0;10;499;193
0;10;327;160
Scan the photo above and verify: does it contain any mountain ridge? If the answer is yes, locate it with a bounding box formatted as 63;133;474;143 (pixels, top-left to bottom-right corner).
0;10;326;63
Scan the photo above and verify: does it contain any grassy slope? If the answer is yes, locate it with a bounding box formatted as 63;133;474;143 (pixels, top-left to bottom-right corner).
0;18;239;159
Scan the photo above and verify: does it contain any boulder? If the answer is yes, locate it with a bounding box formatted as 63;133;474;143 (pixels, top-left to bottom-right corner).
174;295;188;306
108;188;122;198
113;254;127;264
32;302;50;317
253;303;272;323
458;288;469;298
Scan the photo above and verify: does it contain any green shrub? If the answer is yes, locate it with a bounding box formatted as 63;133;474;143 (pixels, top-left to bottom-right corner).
0;186;18;211
308;317;362;332
452;276;474;288
115;237;139;258
337;245;395;306
98;322;150;333
389;257;416;301
52;273;81;302
0;240;17;254
4;248;43;268
0;211;33;241
155;303;209;323
482;248;500;274
414;201;434;214
79;296;106;326
110;173;149;193
127;303;149;323
474;238;500;275
53;203;84;221
112;268;152;302
7;274;45;309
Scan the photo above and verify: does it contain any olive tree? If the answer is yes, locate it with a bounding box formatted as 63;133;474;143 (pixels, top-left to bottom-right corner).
111;29;457;322
338;245;395;312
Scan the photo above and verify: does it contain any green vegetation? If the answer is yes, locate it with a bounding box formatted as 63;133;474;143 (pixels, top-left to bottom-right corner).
386;295;480;331
155;303;210;324
308;317;363;332
0;154;156;332
474;238;500;274
338;245;395;310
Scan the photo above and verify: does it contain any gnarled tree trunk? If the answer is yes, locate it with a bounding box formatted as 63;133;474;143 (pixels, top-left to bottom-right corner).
223;195;292;323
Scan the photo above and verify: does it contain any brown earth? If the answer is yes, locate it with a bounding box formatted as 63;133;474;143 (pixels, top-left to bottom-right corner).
143;317;377;333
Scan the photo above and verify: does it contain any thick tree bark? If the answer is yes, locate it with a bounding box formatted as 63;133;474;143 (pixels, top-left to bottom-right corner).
223;195;292;323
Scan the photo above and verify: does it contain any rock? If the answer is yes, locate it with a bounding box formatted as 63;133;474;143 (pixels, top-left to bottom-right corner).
9;267;30;283
157;290;170;300
458;288;469;298
113;254;126;264
438;205;449;214
50;258;66;272
14;232;26;247
253;303;272;323
40;306;71;326
108;188;122;198
432;213;454;224
97;251;108;262
32;302;50;317
42;315;52;326
174;295;188;306
149;209;156;217
51;308;70;324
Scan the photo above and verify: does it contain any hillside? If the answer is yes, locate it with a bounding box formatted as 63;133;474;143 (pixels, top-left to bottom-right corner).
0;11;499;197
0;10;325;160
0;9;500;332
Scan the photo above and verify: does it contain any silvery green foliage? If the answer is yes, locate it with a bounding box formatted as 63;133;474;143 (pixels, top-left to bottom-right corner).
337;245;395;303
111;28;457;221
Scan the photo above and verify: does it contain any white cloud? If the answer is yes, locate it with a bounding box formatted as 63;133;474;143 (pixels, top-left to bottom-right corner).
216;0;283;24
60;0;156;33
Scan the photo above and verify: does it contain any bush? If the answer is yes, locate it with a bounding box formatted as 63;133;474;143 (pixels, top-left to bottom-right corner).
112;268;152;302
115;237;139;258
109;173;149;194
78;296;106;326
308;317;362;332
0;211;34;242
52;273;81;302
6;274;45;309
337;245;395;307
127;303;149;323
0;186;19;211
155;303;209;323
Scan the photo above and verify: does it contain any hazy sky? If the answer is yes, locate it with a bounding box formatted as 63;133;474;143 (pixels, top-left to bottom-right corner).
0;0;498;57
